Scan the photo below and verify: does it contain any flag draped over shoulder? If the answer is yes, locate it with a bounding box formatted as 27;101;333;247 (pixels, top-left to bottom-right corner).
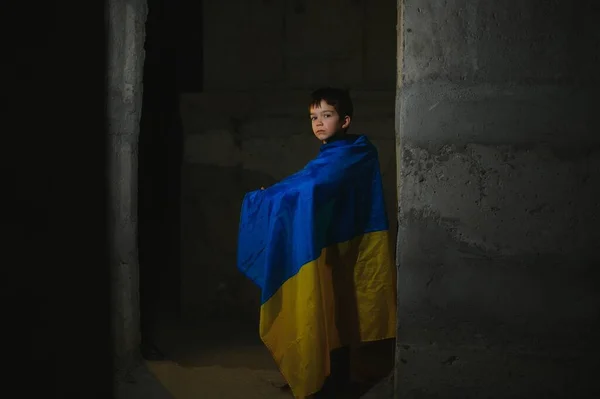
237;135;396;398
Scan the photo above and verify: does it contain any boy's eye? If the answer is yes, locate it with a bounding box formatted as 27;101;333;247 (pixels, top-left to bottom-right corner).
323;113;331;118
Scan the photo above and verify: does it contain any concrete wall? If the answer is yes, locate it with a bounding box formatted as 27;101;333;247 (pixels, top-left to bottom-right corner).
108;0;147;376
395;0;599;397
179;0;398;322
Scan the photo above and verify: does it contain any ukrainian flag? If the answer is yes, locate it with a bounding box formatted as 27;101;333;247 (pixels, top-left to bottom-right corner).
237;135;396;398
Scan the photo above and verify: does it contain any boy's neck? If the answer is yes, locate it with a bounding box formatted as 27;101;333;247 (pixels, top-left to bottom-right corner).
323;132;347;144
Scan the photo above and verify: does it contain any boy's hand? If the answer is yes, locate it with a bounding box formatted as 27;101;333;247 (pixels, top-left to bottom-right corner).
260;187;265;190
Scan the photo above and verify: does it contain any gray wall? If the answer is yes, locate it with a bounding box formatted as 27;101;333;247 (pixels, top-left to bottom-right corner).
108;0;147;376
179;0;398;322
395;0;599;397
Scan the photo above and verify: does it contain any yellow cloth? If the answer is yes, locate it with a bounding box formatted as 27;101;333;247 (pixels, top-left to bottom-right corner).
259;230;397;398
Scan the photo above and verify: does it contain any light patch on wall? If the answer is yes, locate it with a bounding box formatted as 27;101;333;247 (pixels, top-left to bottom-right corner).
123;3;137;104
116;260;139;353
118;142;133;220
400;143;599;255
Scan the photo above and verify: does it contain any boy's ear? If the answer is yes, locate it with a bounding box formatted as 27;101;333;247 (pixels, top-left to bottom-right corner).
341;115;351;129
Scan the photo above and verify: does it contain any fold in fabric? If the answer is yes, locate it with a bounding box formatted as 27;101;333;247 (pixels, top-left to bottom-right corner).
237;135;397;398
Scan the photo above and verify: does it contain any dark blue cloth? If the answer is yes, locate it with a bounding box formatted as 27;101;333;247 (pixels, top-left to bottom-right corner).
237;135;389;304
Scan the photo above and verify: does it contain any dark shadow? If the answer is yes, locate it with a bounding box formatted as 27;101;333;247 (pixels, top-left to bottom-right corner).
326;238;396;398
143;164;278;369
137;0;185;360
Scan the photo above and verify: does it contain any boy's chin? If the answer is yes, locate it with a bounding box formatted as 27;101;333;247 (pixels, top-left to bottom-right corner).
314;132;331;141
315;132;342;142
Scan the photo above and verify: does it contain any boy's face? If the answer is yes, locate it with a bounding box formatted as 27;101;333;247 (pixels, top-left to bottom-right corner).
309;100;351;143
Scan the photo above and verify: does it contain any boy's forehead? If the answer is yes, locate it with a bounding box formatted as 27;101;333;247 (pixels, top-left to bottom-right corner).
309;100;336;113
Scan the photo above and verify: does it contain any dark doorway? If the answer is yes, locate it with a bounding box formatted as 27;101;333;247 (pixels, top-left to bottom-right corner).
135;1;395;397
137;0;202;358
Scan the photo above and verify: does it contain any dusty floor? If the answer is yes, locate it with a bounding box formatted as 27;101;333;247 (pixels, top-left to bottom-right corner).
144;318;293;399
118;315;393;399
116;315;600;399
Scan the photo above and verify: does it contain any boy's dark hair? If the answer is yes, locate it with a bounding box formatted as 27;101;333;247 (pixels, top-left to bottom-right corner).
309;87;354;119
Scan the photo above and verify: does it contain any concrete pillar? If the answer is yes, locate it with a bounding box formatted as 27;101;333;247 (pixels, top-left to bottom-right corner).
108;0;147;377
395;0;598;397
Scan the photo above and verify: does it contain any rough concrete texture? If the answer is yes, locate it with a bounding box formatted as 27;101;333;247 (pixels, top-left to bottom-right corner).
108;0;147;377
394;0;600;398
180;0;398;323
361;372;394;399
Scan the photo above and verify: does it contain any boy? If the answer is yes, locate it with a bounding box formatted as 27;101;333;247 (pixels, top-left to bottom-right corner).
237;88;396;398
309;87;352;144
